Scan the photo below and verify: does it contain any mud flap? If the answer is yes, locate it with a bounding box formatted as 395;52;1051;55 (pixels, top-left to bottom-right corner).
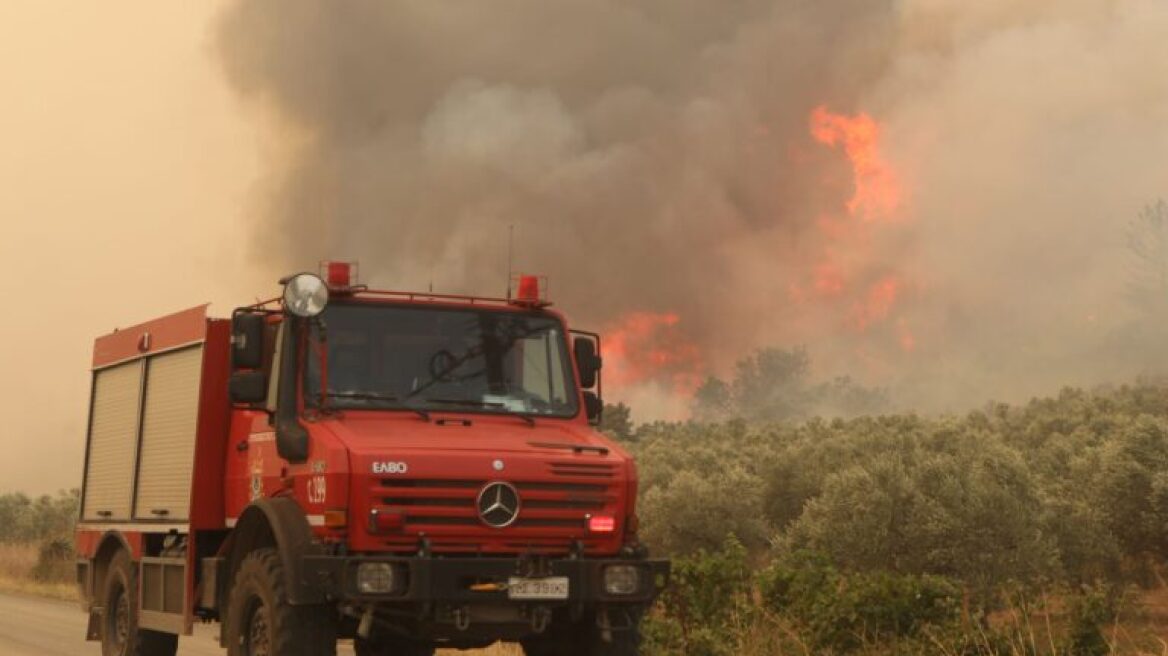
86;607;101;641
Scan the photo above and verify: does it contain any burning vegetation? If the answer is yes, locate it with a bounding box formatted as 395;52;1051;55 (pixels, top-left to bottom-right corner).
606;105;915;414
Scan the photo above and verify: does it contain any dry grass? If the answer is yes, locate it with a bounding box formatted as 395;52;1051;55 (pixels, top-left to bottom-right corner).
0;542;77;601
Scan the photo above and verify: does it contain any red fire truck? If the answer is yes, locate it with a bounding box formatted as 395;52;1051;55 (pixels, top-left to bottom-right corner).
75;264;668;656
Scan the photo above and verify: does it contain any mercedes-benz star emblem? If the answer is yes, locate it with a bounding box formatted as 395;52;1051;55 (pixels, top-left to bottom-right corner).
477;482;521;528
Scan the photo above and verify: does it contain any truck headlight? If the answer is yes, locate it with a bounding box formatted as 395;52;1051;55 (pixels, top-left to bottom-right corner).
282;273;329;318
356;563;397;594
603;565;640;596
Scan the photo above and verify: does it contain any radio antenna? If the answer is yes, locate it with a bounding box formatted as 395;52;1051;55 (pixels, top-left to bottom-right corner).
506;224;514;299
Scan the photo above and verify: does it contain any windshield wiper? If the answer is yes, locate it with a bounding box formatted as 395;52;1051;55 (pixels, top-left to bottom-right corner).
325;391;430;421
326;391;400;403
424;398;535;426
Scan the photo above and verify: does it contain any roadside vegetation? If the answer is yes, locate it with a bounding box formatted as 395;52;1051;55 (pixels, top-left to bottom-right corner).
10;356;1168;653
0;489;79;600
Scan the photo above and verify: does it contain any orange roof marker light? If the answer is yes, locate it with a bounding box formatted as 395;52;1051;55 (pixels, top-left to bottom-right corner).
510;273;552;308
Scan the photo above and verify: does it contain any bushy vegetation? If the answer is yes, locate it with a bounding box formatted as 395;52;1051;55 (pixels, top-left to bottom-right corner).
607;381;1168;654
0;489;78;544
0;489;78;592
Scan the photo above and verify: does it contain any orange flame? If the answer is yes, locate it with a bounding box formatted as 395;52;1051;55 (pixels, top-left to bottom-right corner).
603;312;704;395
810;106;902;222
851;275;901;331
792;107;916;353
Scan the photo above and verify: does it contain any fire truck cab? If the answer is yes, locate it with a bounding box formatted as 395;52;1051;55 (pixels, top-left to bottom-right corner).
75;265;668;656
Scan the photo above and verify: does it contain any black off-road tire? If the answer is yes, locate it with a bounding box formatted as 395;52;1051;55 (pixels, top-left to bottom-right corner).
354;636;435;656
100;550;179;656
521;612;642;656
225;548;337;656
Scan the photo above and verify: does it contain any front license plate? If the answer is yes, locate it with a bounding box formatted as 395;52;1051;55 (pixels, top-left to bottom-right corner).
508;576;570;600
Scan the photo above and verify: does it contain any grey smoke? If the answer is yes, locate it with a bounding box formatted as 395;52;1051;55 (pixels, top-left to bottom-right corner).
217;0;1168;417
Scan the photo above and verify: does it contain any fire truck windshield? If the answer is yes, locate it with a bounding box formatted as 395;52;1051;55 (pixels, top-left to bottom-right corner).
305;303;579;418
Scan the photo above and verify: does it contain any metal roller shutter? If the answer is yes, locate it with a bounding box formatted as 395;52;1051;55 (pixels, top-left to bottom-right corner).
82;360;143;521
134;346;204;521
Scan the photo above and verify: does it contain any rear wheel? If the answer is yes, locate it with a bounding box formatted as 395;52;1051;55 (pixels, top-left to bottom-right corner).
225;548;337;656
100;550;179;656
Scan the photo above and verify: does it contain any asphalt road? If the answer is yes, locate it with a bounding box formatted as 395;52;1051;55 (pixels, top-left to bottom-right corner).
0;592;362;656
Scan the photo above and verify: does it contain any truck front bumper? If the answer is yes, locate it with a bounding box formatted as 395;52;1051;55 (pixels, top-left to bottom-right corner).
300;553;670;607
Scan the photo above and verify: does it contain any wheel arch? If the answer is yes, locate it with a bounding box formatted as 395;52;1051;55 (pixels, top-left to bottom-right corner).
221;497;326;610
91;532;133;601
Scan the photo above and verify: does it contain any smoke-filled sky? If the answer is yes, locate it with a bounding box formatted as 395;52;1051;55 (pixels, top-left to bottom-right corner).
1;1;1166;493
218;0;1168;416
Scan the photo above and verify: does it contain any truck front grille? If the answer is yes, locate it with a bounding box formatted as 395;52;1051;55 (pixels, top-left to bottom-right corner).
370;462;620;553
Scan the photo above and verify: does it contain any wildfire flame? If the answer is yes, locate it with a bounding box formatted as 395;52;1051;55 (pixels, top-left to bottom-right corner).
795;106;916;353
810;106;902;222
602;106;915;402
851;275;900;331
602;312;704;396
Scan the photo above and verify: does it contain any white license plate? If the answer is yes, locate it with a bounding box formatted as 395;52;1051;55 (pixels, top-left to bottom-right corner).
507;576;570;600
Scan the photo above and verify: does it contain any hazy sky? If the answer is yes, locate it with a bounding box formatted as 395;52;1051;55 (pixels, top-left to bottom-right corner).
0;3;266;494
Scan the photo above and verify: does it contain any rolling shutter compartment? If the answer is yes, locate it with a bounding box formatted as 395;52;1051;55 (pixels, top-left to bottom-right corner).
133;346;204;521
82;360;143;521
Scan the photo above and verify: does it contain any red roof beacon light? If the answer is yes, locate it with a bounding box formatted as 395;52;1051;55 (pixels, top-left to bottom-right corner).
518;275;539;301
321;261;358;290
510;273;551;308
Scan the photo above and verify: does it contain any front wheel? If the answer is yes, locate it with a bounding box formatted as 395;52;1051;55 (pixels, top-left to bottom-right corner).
225;548;337;656
521;611;642;656
100;550;178;656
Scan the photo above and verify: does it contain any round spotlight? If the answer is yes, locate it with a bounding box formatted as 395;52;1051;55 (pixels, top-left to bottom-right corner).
282;273;329;318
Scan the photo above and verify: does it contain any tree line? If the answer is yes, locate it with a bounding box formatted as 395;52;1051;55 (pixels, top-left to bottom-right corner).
0;489;78;543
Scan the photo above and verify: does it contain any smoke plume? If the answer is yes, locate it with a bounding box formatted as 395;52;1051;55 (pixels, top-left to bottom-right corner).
217;0;1168;418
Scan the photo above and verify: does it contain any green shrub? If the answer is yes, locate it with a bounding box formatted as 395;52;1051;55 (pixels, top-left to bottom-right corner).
1065;584;1137;656
760;551;961;652
639;468;767;556
645;535;754;656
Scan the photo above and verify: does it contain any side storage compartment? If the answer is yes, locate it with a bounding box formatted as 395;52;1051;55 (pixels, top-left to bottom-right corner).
81;360;144;521
134;346;205;521
140;557;187;634
77;305;221;641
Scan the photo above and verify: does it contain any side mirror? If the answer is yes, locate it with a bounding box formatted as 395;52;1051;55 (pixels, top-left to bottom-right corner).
275;318;309;463
232;312;266;370
583;391;603;425
229;371;268;404
574;336;602;389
